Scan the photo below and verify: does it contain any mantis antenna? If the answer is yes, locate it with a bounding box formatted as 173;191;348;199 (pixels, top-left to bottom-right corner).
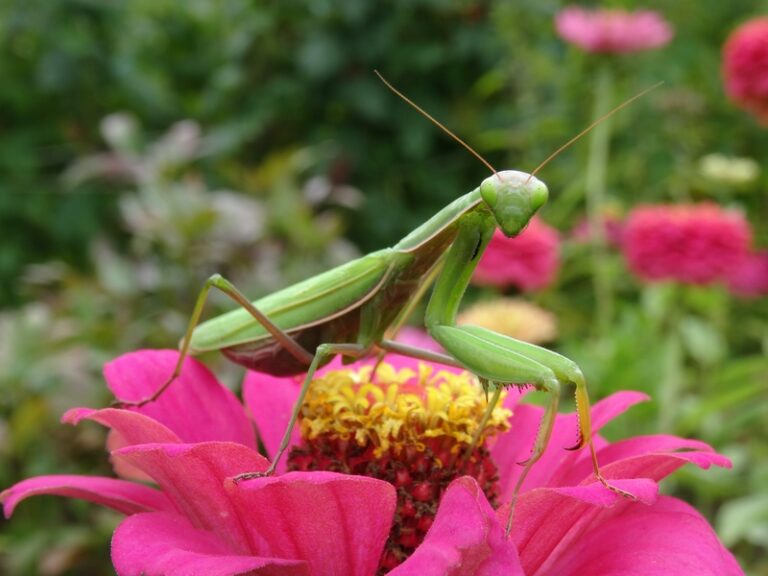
375;69;661;186
527;81;664;181
374;70;500;179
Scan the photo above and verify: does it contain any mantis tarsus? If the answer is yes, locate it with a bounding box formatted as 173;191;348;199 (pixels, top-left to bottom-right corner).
121;72;655;532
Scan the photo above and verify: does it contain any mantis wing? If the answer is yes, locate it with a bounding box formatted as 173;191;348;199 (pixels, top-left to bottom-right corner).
190;249;394;353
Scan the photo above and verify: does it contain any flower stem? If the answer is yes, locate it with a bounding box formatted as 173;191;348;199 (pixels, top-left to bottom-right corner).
659;319;684;433
662;285;686;434
585;65;614;338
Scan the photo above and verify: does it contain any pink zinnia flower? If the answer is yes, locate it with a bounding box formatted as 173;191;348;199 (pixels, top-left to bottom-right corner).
473;217;560;291
727;250;768;297
2;348;742;574
622;203;752;285
723;18;768;123
555;6;673;54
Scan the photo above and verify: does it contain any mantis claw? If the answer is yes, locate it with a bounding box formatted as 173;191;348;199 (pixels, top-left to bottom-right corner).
111;397;152;409
586;436;637;501
564;430;585;451
111;376;175;409
231;469;275;484
595;473;638;501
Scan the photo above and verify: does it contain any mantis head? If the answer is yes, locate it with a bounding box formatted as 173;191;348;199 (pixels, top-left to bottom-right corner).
479;170;548;237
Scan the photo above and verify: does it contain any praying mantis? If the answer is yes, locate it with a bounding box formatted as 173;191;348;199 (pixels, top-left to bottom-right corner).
122;72;653;531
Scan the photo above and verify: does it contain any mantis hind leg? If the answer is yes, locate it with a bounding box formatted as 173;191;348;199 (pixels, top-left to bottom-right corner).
114;273;314;408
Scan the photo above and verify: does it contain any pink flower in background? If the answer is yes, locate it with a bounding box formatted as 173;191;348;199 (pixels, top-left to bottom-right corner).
2;349;743;574
473;217;560;291
727;250;768;298
723;18;768;123
622;203;752;285
555;6;673;54
571;212;625;247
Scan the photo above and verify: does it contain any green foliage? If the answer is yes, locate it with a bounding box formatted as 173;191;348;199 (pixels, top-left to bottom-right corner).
1;0;767;574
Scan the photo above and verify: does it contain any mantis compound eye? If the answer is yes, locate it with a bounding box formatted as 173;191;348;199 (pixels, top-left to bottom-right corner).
528;178;549;212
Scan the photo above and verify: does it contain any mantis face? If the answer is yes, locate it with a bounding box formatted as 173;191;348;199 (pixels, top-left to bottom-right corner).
479;170;549;237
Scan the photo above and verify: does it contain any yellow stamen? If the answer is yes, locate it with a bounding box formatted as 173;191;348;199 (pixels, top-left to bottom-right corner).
299;362;511;457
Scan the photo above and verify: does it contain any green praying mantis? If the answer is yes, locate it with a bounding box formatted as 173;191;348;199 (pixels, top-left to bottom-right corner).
121;72;655;532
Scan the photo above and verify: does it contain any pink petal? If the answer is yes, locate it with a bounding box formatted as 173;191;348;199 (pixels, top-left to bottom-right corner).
377;328;467;374
389;326;446;354
590;391;650;429
114;441;271;555
493;391;649;496
107;429;154;482
229;471;396;576
242;371;302;474
63;407;181;444
490;402;554;496
391;476;523;576
544;496;744;576
491;397;738;575
1;475;172;517
501;384;530;412
112;511;308;576
547;478;658;507
504;482;652;575
556;434;732;488
601;434;731;468
105;350;256;449
63;407;180;481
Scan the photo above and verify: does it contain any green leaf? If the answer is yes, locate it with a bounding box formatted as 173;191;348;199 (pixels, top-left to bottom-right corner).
717;494;768;547
678;315;725;366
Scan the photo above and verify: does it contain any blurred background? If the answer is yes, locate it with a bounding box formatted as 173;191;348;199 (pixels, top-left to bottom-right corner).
0;0;766;574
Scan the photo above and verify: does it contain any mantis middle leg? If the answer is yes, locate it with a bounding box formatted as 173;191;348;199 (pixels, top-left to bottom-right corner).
370;253;448;379
236;342;369;480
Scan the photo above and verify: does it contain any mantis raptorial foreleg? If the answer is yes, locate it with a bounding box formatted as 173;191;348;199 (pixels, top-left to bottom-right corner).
505;378;559;534
418;204;635;532
115;273;314;407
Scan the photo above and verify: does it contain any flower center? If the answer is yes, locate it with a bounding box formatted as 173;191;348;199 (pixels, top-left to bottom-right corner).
286;362;511;571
